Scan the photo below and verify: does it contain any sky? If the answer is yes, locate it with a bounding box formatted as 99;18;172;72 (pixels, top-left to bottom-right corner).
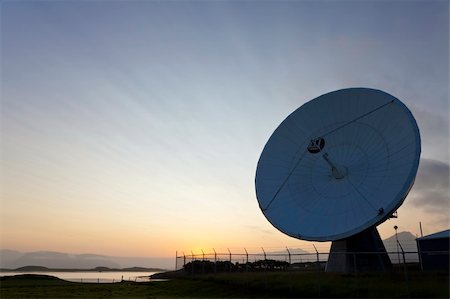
1;1;449;259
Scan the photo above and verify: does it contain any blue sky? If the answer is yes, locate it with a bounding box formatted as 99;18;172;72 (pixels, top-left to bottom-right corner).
1;1;448;257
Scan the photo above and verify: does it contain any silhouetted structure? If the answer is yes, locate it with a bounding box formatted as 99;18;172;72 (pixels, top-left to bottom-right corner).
417;229;450;272
326;227;392;272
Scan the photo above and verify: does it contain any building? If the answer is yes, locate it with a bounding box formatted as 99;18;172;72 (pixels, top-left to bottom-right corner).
416;229;449;271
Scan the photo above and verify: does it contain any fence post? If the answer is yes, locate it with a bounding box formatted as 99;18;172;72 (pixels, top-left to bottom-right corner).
260;247;268;289
175;251;178;270
191;251;195;276
228;248;232;272
286;247;291;265
353;252;358;273
395;225;401;265
262;247;267;271
397;241;411;299
313;244;321;298
183;252;186;268
416;240;424;271
285;247;293;293
353;253;359;298
213;248;217;273
312;244;319;267
201;249;205;274
244;248;249;271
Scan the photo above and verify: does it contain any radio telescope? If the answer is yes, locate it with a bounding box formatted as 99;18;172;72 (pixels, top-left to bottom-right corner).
255;88;421;272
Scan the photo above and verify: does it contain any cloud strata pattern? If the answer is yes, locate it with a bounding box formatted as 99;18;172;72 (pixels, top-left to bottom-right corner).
409;159;449;224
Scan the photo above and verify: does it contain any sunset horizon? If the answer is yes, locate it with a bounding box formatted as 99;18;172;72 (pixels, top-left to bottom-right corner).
1;0;448;266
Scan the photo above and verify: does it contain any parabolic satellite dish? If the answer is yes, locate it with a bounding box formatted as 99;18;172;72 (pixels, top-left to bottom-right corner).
255;88;421;243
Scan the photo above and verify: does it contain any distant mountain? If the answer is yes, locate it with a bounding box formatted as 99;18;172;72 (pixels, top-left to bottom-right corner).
0;232;418;269
383;231;418;251
0;250;23;266
106;256;173;270
75;254;108;258
122;266;156;271
14;266;50;271
2;250;120;269
0;250;173;270
382;231;418;264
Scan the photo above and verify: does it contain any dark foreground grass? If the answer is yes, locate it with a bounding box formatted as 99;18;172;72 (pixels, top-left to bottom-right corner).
0;274;261;298
1;270;449;298
198;270;449;298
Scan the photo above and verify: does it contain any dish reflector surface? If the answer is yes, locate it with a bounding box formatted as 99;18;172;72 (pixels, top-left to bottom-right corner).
255;88;421;241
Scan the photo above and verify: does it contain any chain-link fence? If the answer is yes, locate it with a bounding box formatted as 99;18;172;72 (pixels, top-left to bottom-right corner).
173;241;449;298
175;240;424;271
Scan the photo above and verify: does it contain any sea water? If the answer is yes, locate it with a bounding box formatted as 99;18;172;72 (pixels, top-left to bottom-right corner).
0;271;159;283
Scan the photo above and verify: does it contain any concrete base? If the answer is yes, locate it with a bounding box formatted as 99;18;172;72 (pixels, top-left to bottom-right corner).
326;226;392;272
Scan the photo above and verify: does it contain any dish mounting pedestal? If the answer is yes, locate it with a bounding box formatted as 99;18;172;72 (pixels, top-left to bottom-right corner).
325;226;392;272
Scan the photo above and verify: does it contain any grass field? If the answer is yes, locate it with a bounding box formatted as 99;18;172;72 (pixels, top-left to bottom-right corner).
1;270;449;298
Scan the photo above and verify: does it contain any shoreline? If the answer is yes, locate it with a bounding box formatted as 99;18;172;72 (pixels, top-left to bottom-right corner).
0;267;167;273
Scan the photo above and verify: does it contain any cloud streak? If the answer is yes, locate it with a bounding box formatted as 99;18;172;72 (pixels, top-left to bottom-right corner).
409;158;449;224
